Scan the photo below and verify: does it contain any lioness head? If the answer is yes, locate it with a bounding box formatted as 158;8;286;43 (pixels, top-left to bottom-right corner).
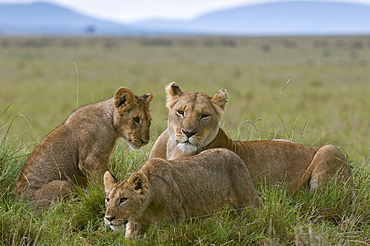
103;171;149;231
166;82;228;154
113;87;153;149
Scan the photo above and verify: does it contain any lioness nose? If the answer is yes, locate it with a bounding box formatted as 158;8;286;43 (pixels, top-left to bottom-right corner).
105;216;116;222
182;130;197;138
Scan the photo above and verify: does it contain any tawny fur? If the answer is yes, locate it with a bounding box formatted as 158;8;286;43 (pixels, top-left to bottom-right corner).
104;148;263;239
149;82;353;192
14;87;153;211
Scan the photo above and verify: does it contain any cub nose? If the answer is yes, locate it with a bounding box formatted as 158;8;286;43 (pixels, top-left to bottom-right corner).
105;216;116;222
141;139;149;145
182;130;197;138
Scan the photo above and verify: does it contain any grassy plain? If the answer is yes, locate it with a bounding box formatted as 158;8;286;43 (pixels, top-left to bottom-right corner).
0;36;369;245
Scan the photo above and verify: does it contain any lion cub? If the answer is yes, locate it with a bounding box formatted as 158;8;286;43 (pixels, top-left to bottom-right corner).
104;148;263;239
15;87;153;211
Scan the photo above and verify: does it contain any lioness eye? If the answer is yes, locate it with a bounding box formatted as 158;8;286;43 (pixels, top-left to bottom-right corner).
133;116;140;124
119;198;128;204
201;114;209;119
177;110;184;116
105;198;110;204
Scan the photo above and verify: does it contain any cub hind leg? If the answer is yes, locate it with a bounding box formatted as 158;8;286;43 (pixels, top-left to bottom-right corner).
229;171;263;210
296;145;353;191
33;180;76;211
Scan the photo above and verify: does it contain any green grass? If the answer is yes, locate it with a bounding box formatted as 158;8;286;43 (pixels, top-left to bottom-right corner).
1;36;369;245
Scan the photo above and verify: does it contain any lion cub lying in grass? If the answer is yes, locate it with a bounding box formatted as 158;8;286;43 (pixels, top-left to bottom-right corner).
104;148;263;239
15;87;153;211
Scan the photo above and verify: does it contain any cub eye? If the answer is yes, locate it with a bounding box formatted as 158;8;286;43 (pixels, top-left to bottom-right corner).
133;116;140;124
119;198;128;204
201;114;209;119
177;110;184;116
105;198;110;204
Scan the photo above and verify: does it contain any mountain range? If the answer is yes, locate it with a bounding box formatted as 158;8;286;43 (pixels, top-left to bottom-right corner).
1;1;370;36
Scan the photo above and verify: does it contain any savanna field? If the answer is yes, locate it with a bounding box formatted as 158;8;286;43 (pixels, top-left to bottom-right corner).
0;36;369;245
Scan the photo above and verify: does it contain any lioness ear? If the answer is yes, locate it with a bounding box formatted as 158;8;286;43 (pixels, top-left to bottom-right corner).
141;92;153;106
165;82;183;109
114;87;135;111
128;172;148;194
104;171;116;193
212;89;228;111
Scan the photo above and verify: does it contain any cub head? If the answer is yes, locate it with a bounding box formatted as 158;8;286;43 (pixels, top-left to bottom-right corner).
103;171;149;231
113;87;153;150
166;82;228;154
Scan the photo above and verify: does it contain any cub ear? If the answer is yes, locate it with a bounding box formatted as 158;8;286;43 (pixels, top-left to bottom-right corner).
104;171;116;193
212;89;228;111
114;87;135;111
140;92;153;106
128;172;149;194
165;82;183;109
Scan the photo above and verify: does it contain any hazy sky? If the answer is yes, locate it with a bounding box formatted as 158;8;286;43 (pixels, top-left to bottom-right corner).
2;0;370;23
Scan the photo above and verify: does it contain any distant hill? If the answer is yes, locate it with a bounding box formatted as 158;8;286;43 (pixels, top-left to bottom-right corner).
1;1;370;36
0;2;129;35
133;1;370;35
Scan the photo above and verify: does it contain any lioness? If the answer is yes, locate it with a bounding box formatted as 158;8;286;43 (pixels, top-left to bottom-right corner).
149;82;353;192
15;87;153;210
104;148;263;239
